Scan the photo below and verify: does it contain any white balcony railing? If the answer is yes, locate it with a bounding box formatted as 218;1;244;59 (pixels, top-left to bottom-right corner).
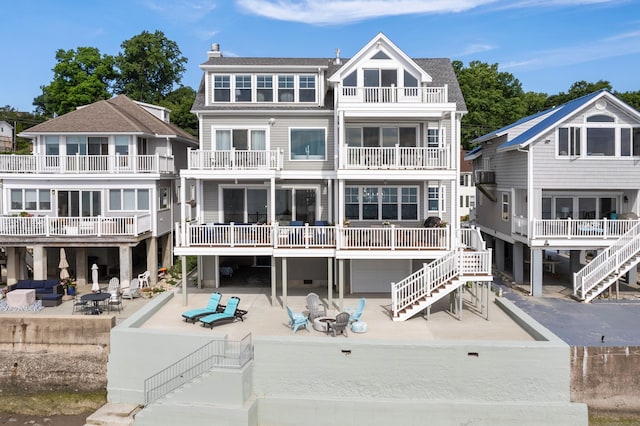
341;145;450;170
532;218;638;240
0;154;173;174
0;215;151;236
178;222;450;251
188;149;282;171
339;85;448;104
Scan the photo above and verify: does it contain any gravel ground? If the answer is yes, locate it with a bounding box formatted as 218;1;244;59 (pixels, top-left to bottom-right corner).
0;413;88;425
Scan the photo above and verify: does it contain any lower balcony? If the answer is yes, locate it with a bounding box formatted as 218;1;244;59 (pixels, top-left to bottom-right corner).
0;215;152;237
176;222;452;251
340;146;450;170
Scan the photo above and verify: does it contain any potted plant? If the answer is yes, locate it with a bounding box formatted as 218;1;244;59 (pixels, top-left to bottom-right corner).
61;278;77;296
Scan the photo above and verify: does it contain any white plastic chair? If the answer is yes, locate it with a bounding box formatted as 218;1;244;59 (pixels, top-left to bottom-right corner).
138;271;150;288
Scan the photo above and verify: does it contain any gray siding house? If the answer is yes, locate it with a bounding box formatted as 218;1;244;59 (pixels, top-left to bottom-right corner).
179;33;492;319
468;89;640;301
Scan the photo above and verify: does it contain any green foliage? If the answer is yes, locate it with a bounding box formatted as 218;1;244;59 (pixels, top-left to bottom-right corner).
114;30;187;104
34;47;116;117
544;80;612;108
614;90;640;111
0;106;46;152
453;60;545;148
159;86;198;136
168;255;197;278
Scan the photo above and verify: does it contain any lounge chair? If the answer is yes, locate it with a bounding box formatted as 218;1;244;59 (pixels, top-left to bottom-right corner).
121;278;141;300
327;312;350;337
305;292;327;321
199;296;247;328
181;292;223;323
287;306;310;334
345;297;366;324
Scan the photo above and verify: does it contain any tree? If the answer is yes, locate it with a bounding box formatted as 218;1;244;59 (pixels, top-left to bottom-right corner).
0;105;47;153
114;30;188;104
159;86;198;137
453;60;541;148
544;80;612;108
33;47;116;117
614;90;640;111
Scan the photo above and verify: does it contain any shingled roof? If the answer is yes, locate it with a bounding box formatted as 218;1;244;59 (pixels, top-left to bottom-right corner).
192;56;466;112
22;95;197;143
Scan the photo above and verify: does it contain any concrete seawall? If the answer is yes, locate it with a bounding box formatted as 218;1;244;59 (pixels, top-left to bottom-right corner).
571;345;640;414
0;315;114;393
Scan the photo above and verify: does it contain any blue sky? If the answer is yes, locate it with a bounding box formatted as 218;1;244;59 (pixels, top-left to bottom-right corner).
2;0;639;112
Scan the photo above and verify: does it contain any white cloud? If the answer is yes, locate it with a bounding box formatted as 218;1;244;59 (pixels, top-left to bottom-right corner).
456;43;496;57
502;29;640;71
235;0;497;25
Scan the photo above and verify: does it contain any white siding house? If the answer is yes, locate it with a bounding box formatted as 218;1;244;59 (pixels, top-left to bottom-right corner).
5;95;197;288
468;90;640;301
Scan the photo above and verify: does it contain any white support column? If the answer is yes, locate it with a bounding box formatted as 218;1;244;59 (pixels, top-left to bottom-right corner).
327;179;333;224
181;255;188;306
146;237;158;286
338;180;345;225
270;177;275;224
327;257;333;309
338;259;344;311
119;245;131;290
282;257;288;310
271;256;277;307
530;248;543;297
6;247;18;285
31;246;46;280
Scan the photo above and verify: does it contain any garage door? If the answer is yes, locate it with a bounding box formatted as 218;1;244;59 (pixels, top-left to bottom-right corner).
350;259;411;293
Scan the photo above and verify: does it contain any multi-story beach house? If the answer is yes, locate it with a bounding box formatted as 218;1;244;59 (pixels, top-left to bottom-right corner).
467;89;640;301
3;95;197;288
178;33;492;319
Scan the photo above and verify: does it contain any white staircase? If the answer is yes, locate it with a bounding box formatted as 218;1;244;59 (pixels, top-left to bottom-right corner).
391;248;492;322
574;221;640;303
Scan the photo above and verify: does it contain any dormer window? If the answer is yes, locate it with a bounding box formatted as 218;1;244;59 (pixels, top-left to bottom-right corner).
214;75;230;102
278;76;294;102
257;75;273;102
299;75;316;102
235;75;251;102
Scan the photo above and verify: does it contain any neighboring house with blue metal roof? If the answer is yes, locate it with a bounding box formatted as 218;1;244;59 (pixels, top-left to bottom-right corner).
466;89;640;302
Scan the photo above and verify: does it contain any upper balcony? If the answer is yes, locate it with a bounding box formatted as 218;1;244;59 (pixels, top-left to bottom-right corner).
337;85;448;105
339;146;450;170
0;155;174;175
187;149;283;172
0;215;152;242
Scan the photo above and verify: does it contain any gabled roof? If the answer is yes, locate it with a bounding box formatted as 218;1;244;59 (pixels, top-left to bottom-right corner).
21;95;197;144
464;145;482;161
472;90;640;153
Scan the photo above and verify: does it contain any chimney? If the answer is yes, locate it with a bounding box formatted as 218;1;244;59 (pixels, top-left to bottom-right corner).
208;43;222;59
334;48;341;65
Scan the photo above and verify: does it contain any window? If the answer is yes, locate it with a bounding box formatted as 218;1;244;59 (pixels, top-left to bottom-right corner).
621;128;640;156
427;125;440;148
10;189;52;211
299;75;316;102
502;193;510;221
215;129;267;150
586;127;615;156
345;186;418;221
257;75;273;102
428;186;439;211
45;136;59;155
67;136;86;155
213;75;230;102
558;127;580;156
235;75;251;102
109;189;150;211
290;128;326;160
115;136;129;155
278;75;294;102
343;71;357;87
159;187;169;209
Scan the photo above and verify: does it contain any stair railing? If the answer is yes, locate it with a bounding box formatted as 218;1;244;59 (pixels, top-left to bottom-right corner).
391;250;457;317
574;221;640;299
144;333;253;406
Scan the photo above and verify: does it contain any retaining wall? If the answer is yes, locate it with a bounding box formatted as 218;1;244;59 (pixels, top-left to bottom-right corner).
0;315;114;393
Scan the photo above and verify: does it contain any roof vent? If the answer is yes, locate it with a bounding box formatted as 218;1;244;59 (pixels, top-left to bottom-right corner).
208;43;222;59
334;48;341;65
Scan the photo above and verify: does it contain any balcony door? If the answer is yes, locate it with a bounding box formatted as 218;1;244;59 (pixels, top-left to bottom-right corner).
223;188;267;224
57;190;101;217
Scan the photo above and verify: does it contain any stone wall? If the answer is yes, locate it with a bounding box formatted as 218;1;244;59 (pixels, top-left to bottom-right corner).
571;346;640;414
0;315;114;393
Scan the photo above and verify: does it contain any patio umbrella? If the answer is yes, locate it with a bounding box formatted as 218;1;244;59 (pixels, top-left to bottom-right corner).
91;263;100;292
59;248;70;281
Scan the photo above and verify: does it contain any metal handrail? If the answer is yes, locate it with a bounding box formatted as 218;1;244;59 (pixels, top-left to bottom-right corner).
144;333;253;405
